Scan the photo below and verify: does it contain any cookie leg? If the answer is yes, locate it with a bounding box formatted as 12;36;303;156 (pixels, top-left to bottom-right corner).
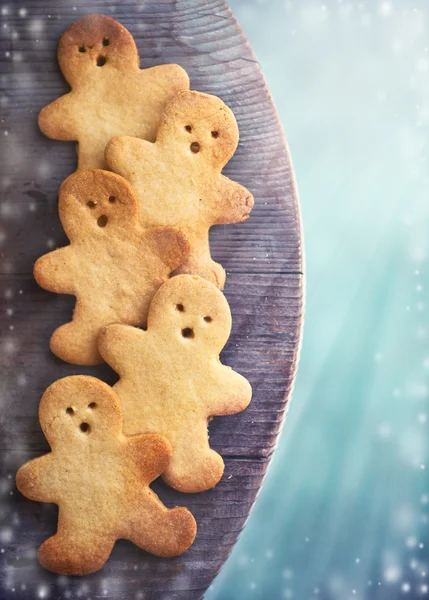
38;530;114;576
128;491;196;557
173;255;226;289
50;303;109;365
162;430;225;493
171;234;226;289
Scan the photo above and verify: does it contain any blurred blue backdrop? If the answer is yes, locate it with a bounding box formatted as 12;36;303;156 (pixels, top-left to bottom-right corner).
207;0;429;598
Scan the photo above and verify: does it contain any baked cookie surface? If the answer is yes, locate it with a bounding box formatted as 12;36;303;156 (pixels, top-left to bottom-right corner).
38;14;190;171
99;275;252;493
16;376;197;575
105;91;254;288
34;169;190;365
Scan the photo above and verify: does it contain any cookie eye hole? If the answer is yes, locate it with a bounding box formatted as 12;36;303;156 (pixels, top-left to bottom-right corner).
96;56;107;67
185;125;192;133
80;422;90;433
182;327;194;339
176;303;185;312
78;46;86;53
190;142;200;153
108;195;116;203
211;131;219;138
88;402;97;410
66;407;74;416
87;200;96;209
204;316;212;323
102;38;109;46
97;215;108;227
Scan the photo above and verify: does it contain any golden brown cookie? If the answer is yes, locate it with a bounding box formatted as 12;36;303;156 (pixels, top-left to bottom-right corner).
105;90;254;289
34;169;190;365
16;376;197;576
98;275;252;493
38;14;190;171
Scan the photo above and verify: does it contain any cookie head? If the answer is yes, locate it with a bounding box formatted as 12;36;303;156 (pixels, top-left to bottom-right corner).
59;169;139;239
39;376;122;448
58;14;139;87
158;91;239;168
148;275;232;353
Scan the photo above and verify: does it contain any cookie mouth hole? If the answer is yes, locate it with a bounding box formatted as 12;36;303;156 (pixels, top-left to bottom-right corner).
97;215;108;227
176;303;185;312
80;422;90;433
96;56;107;67
185;125;192;133
66;407;74;415
102;38;110;46
78;46;86;53
211;131;219;138
108;195;116;203
87;200;96;209
204;316;212;323
182;327;194;339
88;402;97;410
190;142;200;153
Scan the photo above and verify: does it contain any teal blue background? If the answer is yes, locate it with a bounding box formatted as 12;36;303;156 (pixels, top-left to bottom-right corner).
207;1;429;598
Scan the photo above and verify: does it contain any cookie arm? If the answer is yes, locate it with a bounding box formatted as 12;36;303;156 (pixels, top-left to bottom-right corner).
34;247;76;294
146;64;190;92
145;227;190;271
16;454;58;503
105;136;155;181
98;323;146;375
38;94;77;141
206;364;252;416
127;434;173;483
213;176;254;225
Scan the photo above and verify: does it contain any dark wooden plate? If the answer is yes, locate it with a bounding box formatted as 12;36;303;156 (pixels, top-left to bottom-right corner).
0;1;303;598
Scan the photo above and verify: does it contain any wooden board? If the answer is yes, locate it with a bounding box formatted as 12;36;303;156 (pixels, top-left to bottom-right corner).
0;1;304;598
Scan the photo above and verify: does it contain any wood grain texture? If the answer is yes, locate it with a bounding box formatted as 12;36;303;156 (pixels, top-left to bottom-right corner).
0;1;304;598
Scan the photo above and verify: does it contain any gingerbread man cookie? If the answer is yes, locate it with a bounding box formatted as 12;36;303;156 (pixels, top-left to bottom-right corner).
98;275;252;493
105;90;254;289
38;14;190;171
34;169;190;365
16;376;197;575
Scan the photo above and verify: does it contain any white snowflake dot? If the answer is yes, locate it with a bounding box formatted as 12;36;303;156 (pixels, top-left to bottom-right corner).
29;19;44;34
0;528;13;543
380;2;392;16
384;565;401;583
